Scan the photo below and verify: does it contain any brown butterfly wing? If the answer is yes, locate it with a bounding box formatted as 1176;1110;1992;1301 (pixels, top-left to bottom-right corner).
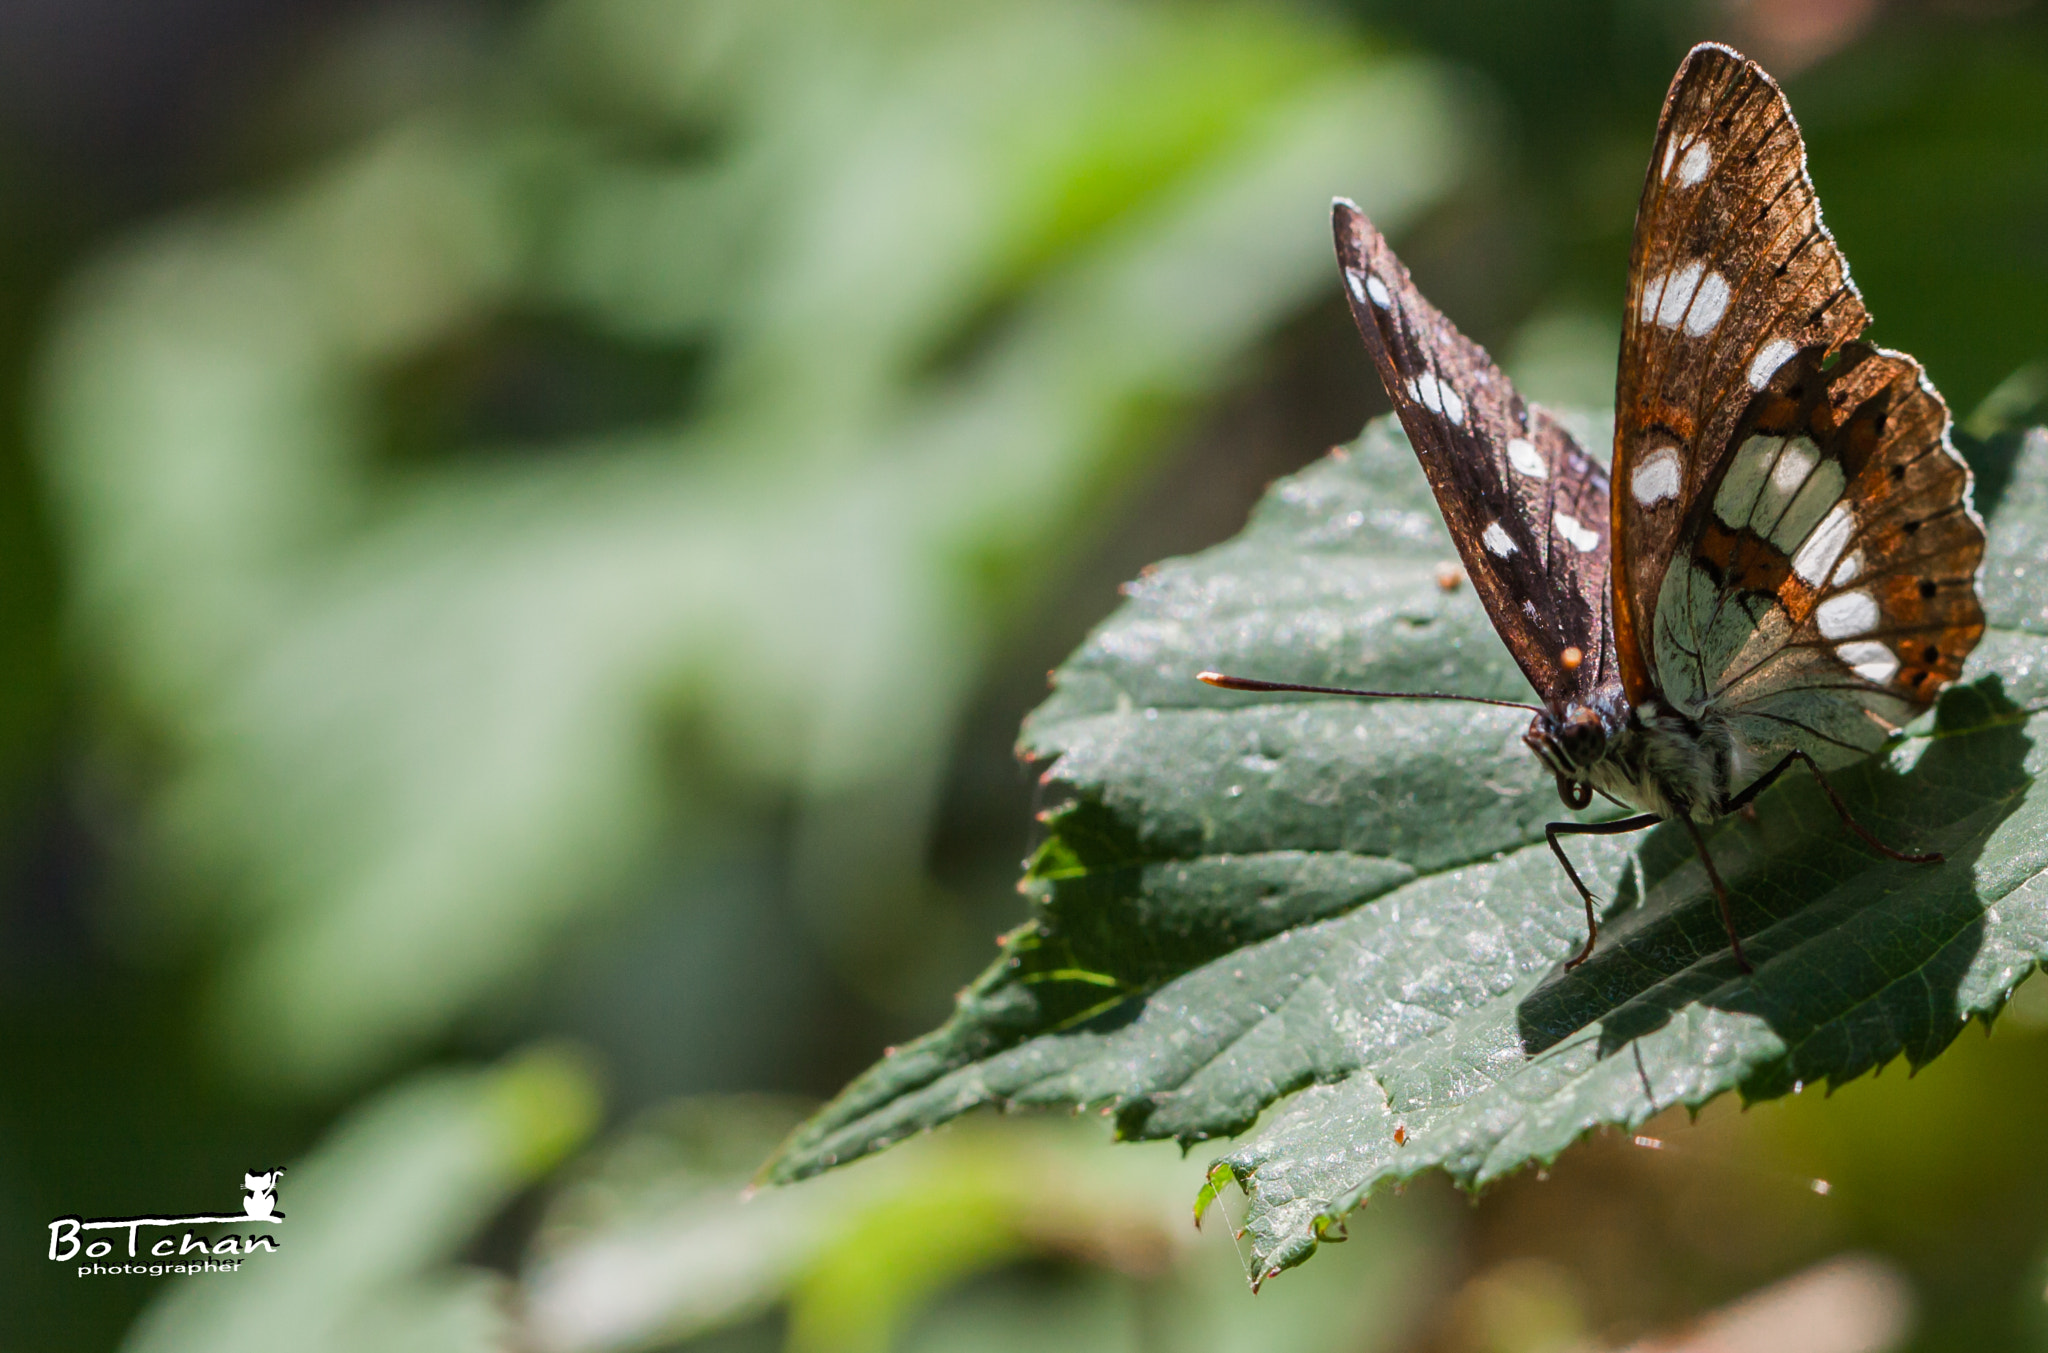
1653;342;1984;767
1612;43;1870;703
1335;202;1619;712
1617;43;1984;763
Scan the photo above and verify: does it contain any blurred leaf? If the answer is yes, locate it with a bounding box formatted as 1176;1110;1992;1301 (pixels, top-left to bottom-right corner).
35;0;1474;1091
1965;362;2048;443
1750;968;2048;1266
766;415;2048;1283
121;1047;599;1353
519;1096;1451;1353
524;1099;1170;1353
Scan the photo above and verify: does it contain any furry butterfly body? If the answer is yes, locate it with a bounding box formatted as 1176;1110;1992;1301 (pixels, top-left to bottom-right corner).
1204;43;1985;971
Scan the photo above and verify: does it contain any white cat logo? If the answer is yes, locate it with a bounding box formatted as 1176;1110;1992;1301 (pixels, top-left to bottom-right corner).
48;1167;286;1272
242;1169;284;1221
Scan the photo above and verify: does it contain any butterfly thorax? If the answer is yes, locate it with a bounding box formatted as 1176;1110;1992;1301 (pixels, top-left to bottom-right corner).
1526;697;1740;823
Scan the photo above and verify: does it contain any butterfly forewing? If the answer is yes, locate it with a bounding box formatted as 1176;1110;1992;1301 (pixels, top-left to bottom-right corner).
1612;43;1873;703
1616;43;1984;766
1335;202;1619;710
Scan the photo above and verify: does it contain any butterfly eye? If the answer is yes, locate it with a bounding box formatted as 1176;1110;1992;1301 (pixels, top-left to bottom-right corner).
1556;776;1593;811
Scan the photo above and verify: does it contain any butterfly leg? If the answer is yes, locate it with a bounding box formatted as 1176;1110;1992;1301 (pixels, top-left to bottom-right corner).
1726;749;1942;864
1547;813;1662;968
1679;815;1752;975
1723;751;1797;813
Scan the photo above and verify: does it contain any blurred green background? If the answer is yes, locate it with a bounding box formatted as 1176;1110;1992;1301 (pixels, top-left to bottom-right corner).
4;1;2048;1350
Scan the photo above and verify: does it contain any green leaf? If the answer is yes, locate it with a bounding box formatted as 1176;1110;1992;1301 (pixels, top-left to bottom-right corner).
522;1097;1453;1353
766;413;2048;1283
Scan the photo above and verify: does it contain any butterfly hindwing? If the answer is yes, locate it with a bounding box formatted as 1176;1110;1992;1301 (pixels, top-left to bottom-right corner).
1334;202;1618;710
1653;342;1984;766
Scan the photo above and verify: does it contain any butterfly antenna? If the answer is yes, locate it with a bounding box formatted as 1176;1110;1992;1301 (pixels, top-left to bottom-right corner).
1196;671;1541;714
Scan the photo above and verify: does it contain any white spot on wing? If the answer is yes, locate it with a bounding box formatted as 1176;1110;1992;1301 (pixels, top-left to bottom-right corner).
1641;263;1691;326
1507;438;1547;479
1407;373;1465;425
1643;261;1729;336
1771;459;1846;551
1791;504;1855;586
1832;550;1862;585
1684;271;1729;335
1677;139;1712;186
1834;640;1899;684
1771;439;1817;493
1365;273;1391;308
1482;522;1517;558
1661;139;1678;179
1817;590;1879;639
1631;447;1682;505
1747;338;1798;390
1346;271;1368;306
1750;435;1833;544
1554;512;1600;553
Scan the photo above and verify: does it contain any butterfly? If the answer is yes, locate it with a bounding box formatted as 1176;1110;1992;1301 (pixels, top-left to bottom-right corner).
1200;42;1985;973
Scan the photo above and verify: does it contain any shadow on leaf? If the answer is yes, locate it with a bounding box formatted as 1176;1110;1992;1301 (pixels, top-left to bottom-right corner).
1516;675;2033;1098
